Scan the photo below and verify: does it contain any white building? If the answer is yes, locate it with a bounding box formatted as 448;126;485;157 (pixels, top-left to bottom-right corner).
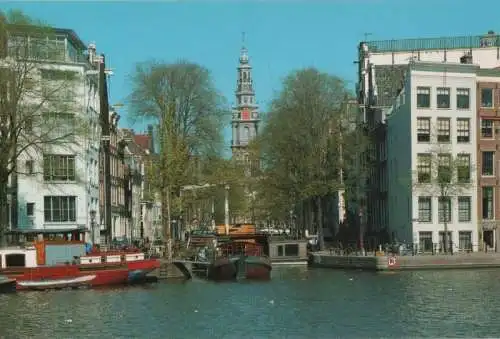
356;31;500;245
387;61;479;252
364;31;500;73
13;29;102;242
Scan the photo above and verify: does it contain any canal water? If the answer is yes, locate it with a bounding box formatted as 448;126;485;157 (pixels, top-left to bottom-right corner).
0;267;498;338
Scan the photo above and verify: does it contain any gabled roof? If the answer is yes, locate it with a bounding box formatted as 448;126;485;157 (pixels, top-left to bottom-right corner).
133;134;151;151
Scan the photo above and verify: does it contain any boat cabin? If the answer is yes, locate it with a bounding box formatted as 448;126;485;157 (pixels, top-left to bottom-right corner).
1;228;146;269
216;224;256;236
216;233;269;257
0;247;38;269
6;227;88;245
268;236;309;265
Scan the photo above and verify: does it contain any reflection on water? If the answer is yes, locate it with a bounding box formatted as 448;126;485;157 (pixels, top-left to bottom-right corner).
1;268;500;338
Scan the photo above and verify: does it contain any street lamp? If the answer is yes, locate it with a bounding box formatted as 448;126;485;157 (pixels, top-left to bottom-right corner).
89;210;96;245
224;184;230;235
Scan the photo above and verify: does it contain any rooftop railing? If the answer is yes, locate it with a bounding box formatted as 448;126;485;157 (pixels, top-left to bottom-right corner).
365;34;500;53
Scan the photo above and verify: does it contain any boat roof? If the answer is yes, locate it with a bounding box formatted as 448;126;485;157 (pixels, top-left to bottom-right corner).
7;227;86;234
217;233;268;242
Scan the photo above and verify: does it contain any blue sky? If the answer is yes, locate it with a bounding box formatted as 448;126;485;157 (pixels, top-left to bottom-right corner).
2;0;500;151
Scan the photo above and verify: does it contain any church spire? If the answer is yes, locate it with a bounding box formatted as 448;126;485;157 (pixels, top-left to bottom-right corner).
231;35;260;158
240;32;249;64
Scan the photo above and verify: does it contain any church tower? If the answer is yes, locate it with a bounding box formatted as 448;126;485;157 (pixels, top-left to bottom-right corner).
231;41;260;163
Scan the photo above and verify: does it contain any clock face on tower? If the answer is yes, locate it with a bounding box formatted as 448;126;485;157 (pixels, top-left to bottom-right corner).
241;110;250;120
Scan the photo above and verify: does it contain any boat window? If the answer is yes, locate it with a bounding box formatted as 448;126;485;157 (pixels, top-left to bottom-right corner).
5;253;26;267
284;244;299;257
277;245;284;256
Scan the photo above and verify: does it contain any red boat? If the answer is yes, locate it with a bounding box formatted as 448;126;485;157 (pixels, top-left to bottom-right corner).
0;230;160;291
220;240;272;281
209;225;272;281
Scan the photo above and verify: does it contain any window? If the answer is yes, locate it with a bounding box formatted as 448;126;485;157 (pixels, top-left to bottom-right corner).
24;116;33;132
456;118;470;142
481;88;493;108
416;87;431;108
26;203;34;217
481;119;494;138
417;117;431;142
458;231;472;251
43;155;76;181
419;231;433;252
438;197;452;222
457;154;471;183
482;151;494;176
25;160;34;175
42;81;74;102
284;244;299;256
43;112;75;141
456;88;470;109
418;197;432;222
417;154;431;183
43;196;76;222
438;154;451;183
458;197;471;222
437;118;451;142
482;186;494;220
437;87;450;108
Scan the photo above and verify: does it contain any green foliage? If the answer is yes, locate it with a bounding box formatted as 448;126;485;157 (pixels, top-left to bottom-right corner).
255;68;352;219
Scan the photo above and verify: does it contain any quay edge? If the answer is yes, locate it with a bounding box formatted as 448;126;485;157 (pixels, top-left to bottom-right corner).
309;252;500;271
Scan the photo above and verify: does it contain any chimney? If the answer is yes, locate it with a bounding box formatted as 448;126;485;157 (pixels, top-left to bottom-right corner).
147;124;154;154
460;52;473;64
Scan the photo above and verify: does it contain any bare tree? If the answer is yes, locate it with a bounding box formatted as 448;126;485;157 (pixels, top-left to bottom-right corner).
0;11;89;244
128;60;227;259
413;142;474;253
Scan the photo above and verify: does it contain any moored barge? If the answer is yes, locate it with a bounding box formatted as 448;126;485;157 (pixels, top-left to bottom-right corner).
0;229;160;290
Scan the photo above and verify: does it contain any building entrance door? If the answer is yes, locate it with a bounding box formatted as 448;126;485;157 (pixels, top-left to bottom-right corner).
483;230;495;252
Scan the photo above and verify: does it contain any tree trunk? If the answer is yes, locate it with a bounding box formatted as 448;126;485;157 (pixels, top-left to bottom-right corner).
439;195;449;254
0;174;9;247
316;196;325;251
443;199;448;254
308;199;314;236
298;200;304;238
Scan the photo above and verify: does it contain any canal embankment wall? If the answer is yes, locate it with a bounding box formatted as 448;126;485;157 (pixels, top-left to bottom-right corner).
309;252;500;271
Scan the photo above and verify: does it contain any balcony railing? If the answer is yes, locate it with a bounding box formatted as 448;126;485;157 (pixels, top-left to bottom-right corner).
7;38;88;64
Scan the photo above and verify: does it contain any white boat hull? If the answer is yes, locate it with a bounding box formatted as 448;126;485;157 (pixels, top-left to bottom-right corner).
17;275;96;290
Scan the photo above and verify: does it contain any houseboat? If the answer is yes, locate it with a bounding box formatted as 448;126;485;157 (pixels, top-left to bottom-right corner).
210;224;272;281
0;228;160;290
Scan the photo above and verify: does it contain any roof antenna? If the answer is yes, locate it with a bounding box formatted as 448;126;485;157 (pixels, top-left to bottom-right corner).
242;32;246;48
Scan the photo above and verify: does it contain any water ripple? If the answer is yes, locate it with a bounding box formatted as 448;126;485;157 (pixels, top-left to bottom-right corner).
1;268;500;338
